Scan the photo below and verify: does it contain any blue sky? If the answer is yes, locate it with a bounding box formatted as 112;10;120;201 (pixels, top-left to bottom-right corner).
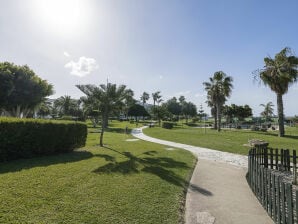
1;0;298;116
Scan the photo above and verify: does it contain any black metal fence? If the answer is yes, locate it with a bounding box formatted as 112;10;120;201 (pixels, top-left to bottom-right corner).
248;147;298;224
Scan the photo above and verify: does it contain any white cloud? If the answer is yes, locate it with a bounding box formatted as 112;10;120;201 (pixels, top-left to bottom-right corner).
159;75;163;79
64;51;70;57
195;92;206;98
176;90;191;96
65;56;98;77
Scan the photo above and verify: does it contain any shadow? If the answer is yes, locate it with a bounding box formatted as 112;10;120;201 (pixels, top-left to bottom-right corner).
95;154;116;162
93;147;191;187
106;127;129;134
0;150;93;174
284;135;298;140
189;184;213;196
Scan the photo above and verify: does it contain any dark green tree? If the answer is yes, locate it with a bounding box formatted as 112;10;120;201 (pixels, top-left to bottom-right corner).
0;62;53;117
128;104;149;122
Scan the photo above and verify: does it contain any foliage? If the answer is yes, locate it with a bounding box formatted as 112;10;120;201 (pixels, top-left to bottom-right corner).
203;71;233;131
255;47;298;137
76;83;134;146
0;121;195;224
181;101;197;123
260;102;274;122
127;104;149;120
162;121;175;129
152;91;162;107
0;62;53;117
54;95;80;117
0;117;87;161
223;104;252;123
140;92;150;106
163;97;181;117
152;105;170;126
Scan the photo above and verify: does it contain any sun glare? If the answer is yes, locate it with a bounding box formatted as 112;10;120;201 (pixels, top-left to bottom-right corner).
30;0;91;36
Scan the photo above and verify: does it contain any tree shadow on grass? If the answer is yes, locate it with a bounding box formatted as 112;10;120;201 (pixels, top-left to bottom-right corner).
93;147;211;196
0;150;93;174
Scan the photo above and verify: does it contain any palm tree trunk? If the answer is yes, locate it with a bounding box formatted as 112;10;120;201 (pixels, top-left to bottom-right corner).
100;108;108;146
100;113;105;146
277;93;285;137
213;106;217;130
216;103;221;132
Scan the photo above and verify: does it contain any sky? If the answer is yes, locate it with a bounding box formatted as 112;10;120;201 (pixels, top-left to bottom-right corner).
1;0;298;116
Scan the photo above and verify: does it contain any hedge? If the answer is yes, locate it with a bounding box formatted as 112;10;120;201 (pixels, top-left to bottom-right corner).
0;117;87;162
162;122;175;129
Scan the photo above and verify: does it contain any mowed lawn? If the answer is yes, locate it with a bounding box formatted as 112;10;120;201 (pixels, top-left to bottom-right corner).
143;125;298;155
0;122;196;224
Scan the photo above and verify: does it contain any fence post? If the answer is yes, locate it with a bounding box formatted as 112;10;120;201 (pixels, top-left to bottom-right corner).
270;148;274;169
286;183;293;224
281;182;286;224
264;147;268;168
272;173;276;222
293;150;297;185
276;176;281;224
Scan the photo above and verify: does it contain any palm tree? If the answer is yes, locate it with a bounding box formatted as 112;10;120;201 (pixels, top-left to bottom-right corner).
76;83;133;146
140;92;150;106
255;47;298;137
203;71;233;132
260;102;274;123
152;91;162;108
54;95;78;116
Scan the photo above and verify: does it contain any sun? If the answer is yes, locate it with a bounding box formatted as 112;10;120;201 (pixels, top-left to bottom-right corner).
30;0;90;36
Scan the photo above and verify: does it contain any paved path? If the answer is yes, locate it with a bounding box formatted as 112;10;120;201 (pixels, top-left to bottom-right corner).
132;127;273;224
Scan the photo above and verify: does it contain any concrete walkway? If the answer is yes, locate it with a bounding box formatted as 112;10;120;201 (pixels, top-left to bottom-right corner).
132;127;273;224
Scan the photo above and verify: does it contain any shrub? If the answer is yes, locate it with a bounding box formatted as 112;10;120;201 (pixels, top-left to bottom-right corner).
0;117;87;162
162;122;175;129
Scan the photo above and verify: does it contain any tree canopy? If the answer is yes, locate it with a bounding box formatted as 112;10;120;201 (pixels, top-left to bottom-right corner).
255;47;298;136
0;62;53;117
203;71;233;131
76;83;133;146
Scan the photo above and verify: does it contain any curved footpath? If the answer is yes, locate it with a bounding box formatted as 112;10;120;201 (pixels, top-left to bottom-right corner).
132;127;273;224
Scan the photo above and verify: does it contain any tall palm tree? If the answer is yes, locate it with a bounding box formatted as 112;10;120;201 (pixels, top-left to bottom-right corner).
203;71;233;132
152;91;162;108
260;102;274;123
256;47;298;137
76;83;133;146
140;92;150;106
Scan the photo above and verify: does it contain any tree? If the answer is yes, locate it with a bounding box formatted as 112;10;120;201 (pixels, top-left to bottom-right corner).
128;104;150;122
223;104;252;124
0;62;53;117
198;104;204;122
140;92;150;106
152;91;162;108
36;99;53;118
164;97;181;118
260;102;274;122
203;71;233;132
54;95;78;116
152;105;170;126
182;102;197;123
76;83;133;146
255;47;298;137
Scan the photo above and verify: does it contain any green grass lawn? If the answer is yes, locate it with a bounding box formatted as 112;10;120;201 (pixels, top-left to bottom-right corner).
143;125;298;155
0;121;196;224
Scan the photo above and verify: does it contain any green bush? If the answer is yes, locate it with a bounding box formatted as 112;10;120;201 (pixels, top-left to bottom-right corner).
0;117;87;161
162;122;175;129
